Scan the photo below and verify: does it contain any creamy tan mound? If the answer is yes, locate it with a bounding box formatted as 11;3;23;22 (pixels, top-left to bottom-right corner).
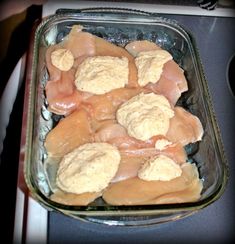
138;155;182;181
56;143;121;194
75;56;129;94
116;92;174;140
135;50;172;86
51;48;74;71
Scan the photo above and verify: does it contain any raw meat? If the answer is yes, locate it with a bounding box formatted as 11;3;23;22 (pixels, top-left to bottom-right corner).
103;163;201;205
166;107;204;146
45;108;93;157
51;190;101;206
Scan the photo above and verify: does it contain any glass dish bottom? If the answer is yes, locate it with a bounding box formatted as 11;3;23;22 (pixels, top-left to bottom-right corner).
57;210;196;226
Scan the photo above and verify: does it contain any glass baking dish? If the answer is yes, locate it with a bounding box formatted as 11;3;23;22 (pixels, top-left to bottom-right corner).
23;8;228;225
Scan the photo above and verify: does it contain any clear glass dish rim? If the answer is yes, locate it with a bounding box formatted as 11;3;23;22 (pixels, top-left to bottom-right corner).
23;8;229;216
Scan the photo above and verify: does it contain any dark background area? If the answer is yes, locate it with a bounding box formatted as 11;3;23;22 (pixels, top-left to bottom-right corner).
0;5;42;243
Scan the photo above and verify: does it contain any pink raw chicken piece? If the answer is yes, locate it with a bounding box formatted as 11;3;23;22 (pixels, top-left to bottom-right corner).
125;40;161;57
111;142;187;183
63;25;96;59
50;190;101;206
44;108;94;157
82;87;146;120
93;104;203;151
93;119;187;184
125;40;188;105
145;75;181;105
166;106;204;146
162;60;188;93
94;120;158;150
45;68;86;115
103;163;202;205
45;26;95;115
45;26;140;115
149;178;203;204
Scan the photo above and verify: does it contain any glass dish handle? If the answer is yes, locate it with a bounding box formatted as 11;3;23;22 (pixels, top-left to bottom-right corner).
55;7;158;17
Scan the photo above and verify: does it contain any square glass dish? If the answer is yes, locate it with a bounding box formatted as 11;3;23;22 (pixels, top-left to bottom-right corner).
23;8;228;225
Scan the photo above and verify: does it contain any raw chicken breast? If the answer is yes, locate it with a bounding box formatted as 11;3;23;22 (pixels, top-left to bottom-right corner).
82;95;116;121
157;142;187;163
119;143;186;161
162;60;188;93
63;25;96;59
111;142;186;183
51;190;101;206
93;111;187;161
107;136;154;150
95;36;138;87
145;61;188;105
45;25;96;75
45;108;93;157
93;121;187;184
103;163;201;205
111;153;147;183
94;121;127;142
45;68;85;115
125;40;188;105
145;76;182;105
145;60;188;105
94;120;155;150
83;87;145;120
45;26;96;115
45;26;140;115
149;178;203;204
166;107;204;146
125;40;161;57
